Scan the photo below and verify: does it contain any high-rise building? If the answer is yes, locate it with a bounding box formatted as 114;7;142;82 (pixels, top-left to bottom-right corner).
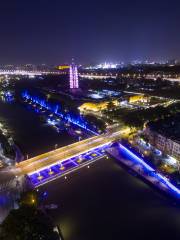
69;62;79;89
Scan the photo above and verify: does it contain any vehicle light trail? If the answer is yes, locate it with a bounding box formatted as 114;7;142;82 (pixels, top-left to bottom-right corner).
28;144;109;187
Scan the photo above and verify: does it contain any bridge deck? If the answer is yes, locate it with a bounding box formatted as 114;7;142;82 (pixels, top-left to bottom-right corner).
16;129;129;175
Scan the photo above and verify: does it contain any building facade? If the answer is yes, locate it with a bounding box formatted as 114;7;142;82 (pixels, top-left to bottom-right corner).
145;126;180;160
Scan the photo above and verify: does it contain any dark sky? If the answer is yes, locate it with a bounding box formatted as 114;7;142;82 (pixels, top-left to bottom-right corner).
0;0;180;65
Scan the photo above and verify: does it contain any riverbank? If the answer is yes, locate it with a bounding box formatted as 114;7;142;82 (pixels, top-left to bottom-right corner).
107;143;180;200
0;128;14;157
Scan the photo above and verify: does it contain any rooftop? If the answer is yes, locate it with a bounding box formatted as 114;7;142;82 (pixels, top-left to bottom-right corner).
147;114;180;142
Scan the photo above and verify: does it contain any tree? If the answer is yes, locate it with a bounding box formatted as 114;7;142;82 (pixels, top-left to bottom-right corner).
0;205;59;240
121;112;144;129
142;136;149;143
106;101;116;111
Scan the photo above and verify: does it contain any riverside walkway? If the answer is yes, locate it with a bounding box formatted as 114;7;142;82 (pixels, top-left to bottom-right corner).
107;143;180;200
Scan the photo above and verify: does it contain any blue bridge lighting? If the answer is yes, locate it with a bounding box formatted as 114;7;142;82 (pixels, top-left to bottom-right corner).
28;143;109;187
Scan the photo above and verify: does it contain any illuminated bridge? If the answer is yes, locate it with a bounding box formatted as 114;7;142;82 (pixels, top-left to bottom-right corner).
15;129;129;187
13;127;180;200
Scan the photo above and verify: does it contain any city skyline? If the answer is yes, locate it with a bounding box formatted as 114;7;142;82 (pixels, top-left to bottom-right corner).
0;0;180;65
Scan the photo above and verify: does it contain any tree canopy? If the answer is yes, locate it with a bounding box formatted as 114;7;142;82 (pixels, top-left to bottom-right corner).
0;205;59;240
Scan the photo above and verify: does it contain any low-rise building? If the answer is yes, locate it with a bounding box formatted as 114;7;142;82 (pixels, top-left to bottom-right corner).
79;100;119;112
145;114;180;160
128;94;148;103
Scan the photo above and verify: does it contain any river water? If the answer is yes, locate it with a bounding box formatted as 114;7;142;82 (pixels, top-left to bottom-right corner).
1;97;180;239
40;157;180;240
0;99;76;158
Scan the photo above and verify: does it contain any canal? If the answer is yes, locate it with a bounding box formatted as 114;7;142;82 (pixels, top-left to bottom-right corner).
0;99;77;158
40;157;180;240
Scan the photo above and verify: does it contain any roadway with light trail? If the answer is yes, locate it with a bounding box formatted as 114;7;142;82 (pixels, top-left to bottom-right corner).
27;138;180;200
16;128;130;176
14;126;180;200
28;144;109;187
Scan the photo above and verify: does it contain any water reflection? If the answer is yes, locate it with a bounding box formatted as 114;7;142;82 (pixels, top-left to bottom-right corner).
0;190;18;223
0;91;14;103
40;158;180;240
0;97;80;157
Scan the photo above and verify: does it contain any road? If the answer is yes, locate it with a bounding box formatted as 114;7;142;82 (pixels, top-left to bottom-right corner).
16;128;130;175
28;144;108;187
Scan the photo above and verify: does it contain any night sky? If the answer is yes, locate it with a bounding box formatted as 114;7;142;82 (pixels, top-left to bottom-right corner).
0;0;180;65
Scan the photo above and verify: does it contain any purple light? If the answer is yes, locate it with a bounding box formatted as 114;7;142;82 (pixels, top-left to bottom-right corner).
69;64;79;89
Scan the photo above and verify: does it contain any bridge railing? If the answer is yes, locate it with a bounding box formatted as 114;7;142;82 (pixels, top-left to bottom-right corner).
17;134;101;167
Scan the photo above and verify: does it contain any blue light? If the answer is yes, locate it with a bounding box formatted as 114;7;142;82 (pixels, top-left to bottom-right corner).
43;191;48;197
119;143;180;198
28;143;109;187
119;143;154;172
21;90;98;135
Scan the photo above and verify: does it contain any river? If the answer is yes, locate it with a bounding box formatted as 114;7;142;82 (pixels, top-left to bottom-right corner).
1;96;180;240
0;99;77;158
39;157;180;240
